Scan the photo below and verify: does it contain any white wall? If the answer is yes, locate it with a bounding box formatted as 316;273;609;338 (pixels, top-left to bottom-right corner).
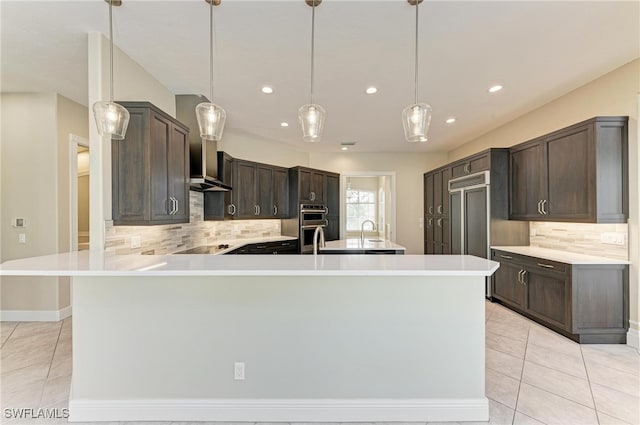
309;152;447;254
1;93;87;315
445;59;640;345
219;129;309;168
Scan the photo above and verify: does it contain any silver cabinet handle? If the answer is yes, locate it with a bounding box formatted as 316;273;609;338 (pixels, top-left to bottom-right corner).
258;205;261;215
310;191;316;201
174;198;179;214
437;218;442;228
324;219;329;227
500;255;513;259
228;204;236;216
167;198;172;215
537;263;555;269
518;269;524;284
522;270;527;285
169;197;177;215
537;200;543;215
437;205;443;214
326;207;329;215
254;205;259;215
428;206;433;215
541;199;548;215
427;218;433;228
273;205;278;216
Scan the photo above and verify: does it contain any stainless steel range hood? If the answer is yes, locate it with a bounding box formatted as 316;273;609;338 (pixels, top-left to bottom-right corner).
176;94;231;192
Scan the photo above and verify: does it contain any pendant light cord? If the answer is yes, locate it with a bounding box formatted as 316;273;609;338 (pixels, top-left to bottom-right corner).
310;2;316;106
209;0;214;102
414;0;419;105
109;0;114;102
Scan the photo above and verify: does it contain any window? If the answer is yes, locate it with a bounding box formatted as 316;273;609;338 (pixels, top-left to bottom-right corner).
346;189;376;231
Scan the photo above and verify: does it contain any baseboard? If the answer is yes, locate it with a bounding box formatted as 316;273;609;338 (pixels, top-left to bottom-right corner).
68;398;489;422
0;305;71;322
628;320;640;350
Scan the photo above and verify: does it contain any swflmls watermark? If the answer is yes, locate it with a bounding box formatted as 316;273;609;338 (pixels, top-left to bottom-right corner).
3;408;69;420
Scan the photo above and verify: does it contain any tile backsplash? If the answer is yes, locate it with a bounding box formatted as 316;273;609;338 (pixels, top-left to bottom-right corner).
104;192;281;255
529;222;628;260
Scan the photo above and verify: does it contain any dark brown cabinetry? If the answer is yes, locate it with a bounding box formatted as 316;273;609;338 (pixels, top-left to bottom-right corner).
424;167;451;254
492;249;629;343
325;174;340;241
112;102;190;225
451;151;490;178
509;117;628;223
228;159;289;219
297;168;326;204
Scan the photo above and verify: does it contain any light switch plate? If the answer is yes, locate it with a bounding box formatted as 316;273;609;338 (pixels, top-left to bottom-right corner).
600;232;625;246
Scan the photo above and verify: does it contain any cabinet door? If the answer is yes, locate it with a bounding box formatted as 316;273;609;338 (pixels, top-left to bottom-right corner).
424;173;434;215
219;153;234;218
149;112;172;222
234;161;257;218
168;124;190;222
311;171;325;204
469;152;490;174
299;170;312;203
326;216;339;241
465;186;488;258
492;261;525;308
510;142;545;219
425;216;435;254
326;174;340;217
433;171;443;215
112;108;148;223
545;125;594;221
272;167;289;218
440;217;450;254
440;167;451;216
524;269;570;331
256;165;274;218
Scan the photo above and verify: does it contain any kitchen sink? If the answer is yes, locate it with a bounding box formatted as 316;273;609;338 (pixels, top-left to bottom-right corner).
368;239;384;242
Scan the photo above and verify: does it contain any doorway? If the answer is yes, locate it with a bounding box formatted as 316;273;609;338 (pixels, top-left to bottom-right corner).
340;172;396;242
69;134;90;251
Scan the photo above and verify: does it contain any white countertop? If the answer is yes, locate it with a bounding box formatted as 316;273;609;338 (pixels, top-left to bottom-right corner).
0;251;498;277
491;246;630;265
320;238;406;251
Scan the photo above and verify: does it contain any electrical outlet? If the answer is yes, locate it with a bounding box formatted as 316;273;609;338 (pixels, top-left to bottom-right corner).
234;362;245;380
131;236;141;249
18;233;26;244
601;232;625;246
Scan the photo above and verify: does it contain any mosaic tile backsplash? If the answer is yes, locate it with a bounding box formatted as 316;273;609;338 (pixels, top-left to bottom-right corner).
104;192;281;255
529;222;628;260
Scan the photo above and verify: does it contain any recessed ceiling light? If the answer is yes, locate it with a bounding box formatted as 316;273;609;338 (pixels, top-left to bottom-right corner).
446;117;456;124
488;85;503;93
261;86;274;94
365;87;378;95
280;122;289;127
341;146;348;151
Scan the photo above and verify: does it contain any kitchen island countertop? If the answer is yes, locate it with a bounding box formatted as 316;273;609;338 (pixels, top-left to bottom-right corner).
0;251;497;277
319;238;406;252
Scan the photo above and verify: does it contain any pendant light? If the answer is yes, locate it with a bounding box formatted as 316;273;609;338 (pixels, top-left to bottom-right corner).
93;0;130;140
298;0;326;142
196;0;227;142
402;0;432;143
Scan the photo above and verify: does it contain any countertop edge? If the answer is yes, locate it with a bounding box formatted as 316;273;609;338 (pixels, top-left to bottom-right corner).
491;246;630;265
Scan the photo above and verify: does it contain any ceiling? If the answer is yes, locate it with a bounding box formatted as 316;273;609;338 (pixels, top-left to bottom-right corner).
1;0;638;153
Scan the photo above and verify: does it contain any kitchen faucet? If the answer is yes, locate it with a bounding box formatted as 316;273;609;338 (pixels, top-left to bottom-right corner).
360;219;377;244
313;225;325;255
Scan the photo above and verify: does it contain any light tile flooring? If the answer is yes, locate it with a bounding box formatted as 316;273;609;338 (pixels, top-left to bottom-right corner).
1;302;639;425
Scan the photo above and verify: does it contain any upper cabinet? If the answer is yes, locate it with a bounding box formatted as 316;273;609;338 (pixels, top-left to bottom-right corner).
112;102;190;225
509;117;628;223
450;151;490;179
296;168;326;204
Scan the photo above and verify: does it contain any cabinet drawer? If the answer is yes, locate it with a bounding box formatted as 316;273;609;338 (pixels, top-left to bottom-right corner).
492;250;567;274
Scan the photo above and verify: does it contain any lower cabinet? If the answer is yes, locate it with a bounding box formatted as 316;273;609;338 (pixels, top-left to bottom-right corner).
491;249;628;343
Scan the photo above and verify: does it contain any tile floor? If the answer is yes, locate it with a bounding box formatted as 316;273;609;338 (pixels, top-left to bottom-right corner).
1;302;638;425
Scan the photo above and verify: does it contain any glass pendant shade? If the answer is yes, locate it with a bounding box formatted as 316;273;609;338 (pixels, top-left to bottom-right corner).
402;102;432;143
93;101;130;140
298;104;326;142
196;102;227;141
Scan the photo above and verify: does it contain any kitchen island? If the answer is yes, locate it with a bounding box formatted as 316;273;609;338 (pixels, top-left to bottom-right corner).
0;252;498;423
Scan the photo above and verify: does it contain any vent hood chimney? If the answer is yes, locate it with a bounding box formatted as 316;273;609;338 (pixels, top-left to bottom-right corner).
176;94;231;192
